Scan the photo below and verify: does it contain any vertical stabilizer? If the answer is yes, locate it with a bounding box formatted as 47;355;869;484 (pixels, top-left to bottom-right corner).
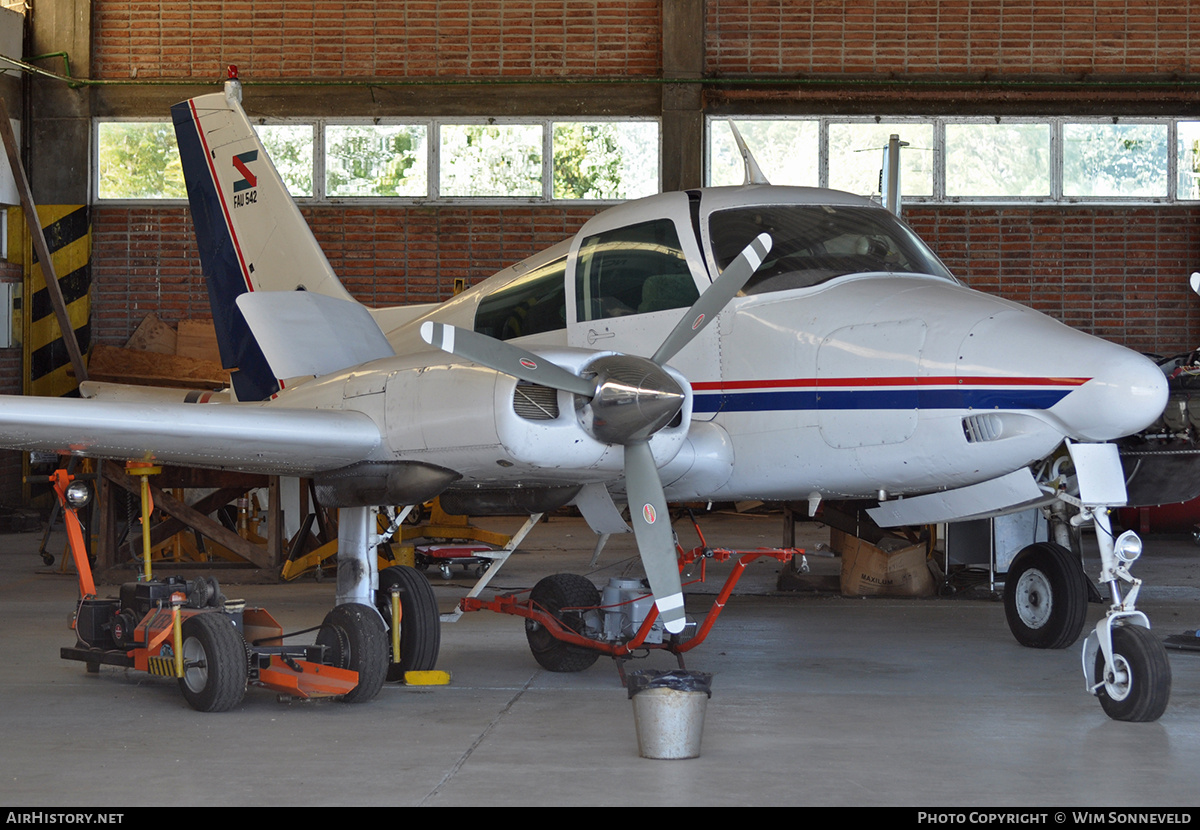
172;72;354;399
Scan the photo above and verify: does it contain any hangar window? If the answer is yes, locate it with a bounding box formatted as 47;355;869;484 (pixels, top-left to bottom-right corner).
945;122;1051;198
441;123;543;198
706;116;1198;204
708;120;819;187
95;118;659;203
95;119;317;200
438;121;659;200
1180;122;1200;200
257;124;318;197
1062;122;1168;199
828;122;935;197
96;121;187;199
553;121;659;200
326;124;426;198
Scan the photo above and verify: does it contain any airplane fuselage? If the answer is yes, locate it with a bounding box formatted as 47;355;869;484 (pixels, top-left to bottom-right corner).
269;186;1166;510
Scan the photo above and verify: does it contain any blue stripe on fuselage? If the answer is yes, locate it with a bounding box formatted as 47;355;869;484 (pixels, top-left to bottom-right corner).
692;387;1073;414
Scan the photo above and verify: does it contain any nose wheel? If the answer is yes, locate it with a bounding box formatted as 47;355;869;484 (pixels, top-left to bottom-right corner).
1092;624;1171;722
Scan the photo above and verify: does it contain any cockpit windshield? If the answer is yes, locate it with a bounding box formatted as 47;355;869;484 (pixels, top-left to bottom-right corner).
709;205;956;295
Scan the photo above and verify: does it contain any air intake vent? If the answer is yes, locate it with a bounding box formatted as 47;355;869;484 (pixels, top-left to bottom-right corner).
962;413;1004;443
513;381;559;420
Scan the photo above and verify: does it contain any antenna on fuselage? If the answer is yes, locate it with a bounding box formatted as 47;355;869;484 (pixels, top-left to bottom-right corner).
881;133;908;217
729;121;770;186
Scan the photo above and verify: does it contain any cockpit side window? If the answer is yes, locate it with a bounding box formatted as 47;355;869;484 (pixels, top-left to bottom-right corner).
709;205;956;295
575;218;700;322
474;257;568;341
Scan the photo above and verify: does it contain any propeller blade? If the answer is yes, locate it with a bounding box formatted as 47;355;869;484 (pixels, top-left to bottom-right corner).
624;439;686;635
651;232;772;367
420;321;596;398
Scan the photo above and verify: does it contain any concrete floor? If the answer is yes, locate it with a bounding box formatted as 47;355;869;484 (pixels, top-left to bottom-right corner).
2;511;1199;807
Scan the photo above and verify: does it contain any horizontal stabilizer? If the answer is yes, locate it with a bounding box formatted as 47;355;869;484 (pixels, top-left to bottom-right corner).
0;395;381;476
867;468;1049;527
79;381;232;405
237;292;394;380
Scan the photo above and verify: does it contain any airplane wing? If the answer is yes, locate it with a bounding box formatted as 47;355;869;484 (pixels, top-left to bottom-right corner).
0;395;381;476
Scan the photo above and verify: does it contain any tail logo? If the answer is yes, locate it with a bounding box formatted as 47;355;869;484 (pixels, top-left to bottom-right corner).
232;150;258;192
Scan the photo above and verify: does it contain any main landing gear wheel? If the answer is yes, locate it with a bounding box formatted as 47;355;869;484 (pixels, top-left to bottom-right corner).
1094;624;1172;722
316;603;387;703
178;612;248;712
1003;542;1089;649
525;573;601;673
375;565;441;681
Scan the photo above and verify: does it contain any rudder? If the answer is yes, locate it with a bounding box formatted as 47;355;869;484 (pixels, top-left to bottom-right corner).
171;72;354;400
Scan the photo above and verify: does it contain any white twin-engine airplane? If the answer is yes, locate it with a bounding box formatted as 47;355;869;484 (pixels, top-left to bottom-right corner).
8;75;1177;718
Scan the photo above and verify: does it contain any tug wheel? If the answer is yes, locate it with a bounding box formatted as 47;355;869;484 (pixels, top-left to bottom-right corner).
375;566;441;681
525;574;601;673
178;613;248;712
316;603;387;703
1003;542;1088;649
1094;624;1172;722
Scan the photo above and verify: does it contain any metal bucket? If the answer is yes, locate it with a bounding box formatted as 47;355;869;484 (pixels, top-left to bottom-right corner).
627;670;712;760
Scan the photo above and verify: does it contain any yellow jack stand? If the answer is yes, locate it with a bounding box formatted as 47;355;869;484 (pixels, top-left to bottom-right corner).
124;462;162;580
399;499;511;547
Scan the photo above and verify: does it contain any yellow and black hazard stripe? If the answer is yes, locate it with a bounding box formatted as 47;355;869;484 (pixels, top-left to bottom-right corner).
147;655;180;677
10;205;91;398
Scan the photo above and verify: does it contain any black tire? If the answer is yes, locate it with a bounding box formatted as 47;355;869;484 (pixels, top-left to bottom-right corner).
1093;624;1172;722
316;603;387;703
177;612;248;712
1003;542;1089;649
375;565;441;681
525;574;601;673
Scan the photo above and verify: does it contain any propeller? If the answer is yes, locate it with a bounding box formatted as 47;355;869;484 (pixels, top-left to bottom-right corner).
421;232;772;634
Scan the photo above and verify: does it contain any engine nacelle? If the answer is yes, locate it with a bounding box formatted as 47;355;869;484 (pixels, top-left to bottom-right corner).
380;348;692;485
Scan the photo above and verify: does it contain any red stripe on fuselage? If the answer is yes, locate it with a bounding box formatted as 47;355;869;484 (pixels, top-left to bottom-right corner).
691;376;1090;392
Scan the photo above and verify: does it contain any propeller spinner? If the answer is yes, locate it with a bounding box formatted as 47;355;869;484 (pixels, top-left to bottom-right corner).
420;232;772;634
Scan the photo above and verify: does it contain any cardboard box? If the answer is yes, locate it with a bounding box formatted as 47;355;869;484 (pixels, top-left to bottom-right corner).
835;529;935;597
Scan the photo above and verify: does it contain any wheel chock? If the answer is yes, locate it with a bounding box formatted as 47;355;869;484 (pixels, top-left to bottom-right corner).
403;670;451;686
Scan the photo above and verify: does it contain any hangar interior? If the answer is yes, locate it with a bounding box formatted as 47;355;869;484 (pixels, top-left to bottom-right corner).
0;0;1199;808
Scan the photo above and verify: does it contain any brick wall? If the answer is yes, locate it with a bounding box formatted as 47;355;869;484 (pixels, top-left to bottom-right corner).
94;0;1199;82
706;0;1200;76
93;1;662;80
906;207;1200;356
